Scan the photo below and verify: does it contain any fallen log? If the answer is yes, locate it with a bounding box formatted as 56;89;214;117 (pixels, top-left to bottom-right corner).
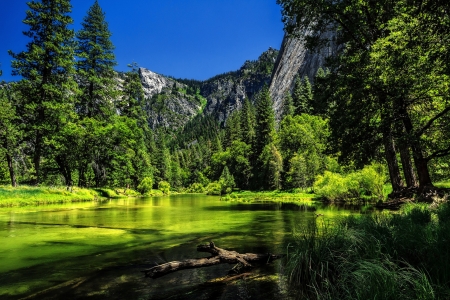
143;242;284;279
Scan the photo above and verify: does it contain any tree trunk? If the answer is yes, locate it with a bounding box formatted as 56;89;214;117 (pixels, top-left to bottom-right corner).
6;152;17;187
143;242;283;279
56;155;72;188
382;131;404;192
398;142;418;188
398;106;433;188
33;132;43;185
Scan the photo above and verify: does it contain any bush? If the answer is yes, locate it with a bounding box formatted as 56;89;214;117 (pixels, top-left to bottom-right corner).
205;181;222;195
137;177;153;195
313;163;387;201
158;181;170;195
186;182;205;193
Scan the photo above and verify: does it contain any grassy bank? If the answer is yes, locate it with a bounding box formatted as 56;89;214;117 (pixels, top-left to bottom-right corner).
0;185;171;207
224;190;319;203
0;186;99;207
284;200;450;299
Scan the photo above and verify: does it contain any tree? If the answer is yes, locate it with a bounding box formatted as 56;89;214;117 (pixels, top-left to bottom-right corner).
277;0;448;191
119;63;146;120
281;91;294;119
9;0;78;184
292;76;312;115
219;166;235;194
0;83;21;187
240;98;256;146
253;86;276;188
279;114;329;189
76;0;117;119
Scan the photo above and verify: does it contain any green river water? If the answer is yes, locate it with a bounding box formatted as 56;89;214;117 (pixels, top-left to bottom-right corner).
0;194;366;299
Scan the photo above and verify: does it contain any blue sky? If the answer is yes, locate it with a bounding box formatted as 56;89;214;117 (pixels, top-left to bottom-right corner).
0;0;284;82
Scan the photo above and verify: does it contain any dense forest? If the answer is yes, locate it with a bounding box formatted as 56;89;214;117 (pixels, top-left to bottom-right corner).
1;0;449;202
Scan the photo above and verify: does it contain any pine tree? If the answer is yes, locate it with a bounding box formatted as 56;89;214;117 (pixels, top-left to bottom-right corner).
253;86;275;188
293;76;312;115
224;110;241;149
281;91;295;119
9;0;78;184
254;86;275;159
0;82;20;187
119;63;145;120
240;98;256;146
76;0;117;119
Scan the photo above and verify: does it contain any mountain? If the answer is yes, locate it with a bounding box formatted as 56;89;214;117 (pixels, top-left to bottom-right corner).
270;31;337;121
139;68;206;129
138;48;278;129
138;33;335;131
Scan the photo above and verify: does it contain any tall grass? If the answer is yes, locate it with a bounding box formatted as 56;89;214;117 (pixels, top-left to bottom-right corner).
284;201;450;299
0;186;98;207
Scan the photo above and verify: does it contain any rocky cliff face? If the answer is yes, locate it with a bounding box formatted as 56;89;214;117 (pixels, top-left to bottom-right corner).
269;31;337;121
201;48;279;125
139;68;203;130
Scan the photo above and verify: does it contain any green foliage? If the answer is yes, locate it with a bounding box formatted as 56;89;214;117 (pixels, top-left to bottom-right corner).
0;185;97;207
219;166;235;194
285;202;450;299
158;180;170;195
292;76;313;115
186;182;205;193
76;0;117;119
279;114;329;189
137;177;153;195
205;181;222;196
314;164;387;201
9;0;79;184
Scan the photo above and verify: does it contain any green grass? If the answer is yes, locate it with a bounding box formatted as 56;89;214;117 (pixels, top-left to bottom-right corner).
284;201;450;299
224;190;319;203
0;186;150;207
0;186;99;207
435;180;450;189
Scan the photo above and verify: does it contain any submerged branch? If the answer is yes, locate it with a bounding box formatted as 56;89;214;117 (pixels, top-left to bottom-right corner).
143;242;284;279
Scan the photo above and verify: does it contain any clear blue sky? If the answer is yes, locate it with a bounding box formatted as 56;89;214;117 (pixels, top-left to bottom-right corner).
0;0;284;82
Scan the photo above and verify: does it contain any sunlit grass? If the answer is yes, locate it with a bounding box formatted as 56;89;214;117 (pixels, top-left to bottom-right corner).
0;185;99;207
285;201;450;299
435;180;450;189
225;190;319;203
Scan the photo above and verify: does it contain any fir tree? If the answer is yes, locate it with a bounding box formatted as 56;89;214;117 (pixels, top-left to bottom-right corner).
281;91;295;119
293;76;312;115
76;0;117;119
253;86;275;188
254;86;275;158
9;0;78;184
240;98;256;146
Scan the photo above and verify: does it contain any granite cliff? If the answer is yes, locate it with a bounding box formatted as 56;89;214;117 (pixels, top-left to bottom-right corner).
269;31;337;121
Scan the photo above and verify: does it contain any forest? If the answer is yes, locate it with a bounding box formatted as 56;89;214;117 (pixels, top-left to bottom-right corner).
1;0;449;204
1;0;450;299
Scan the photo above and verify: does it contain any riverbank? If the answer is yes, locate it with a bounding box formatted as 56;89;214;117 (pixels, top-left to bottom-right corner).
224;190;319;202
284;200;450;299
0;186;165;207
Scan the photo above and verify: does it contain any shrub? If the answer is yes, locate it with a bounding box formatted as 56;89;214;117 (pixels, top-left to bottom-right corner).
186;182;205;193
137;177;153;195
205;181;222;195
313;163;387;201
158;181;170;195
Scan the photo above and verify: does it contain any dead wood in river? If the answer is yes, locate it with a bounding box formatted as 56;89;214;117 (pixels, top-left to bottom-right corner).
142;242;284;279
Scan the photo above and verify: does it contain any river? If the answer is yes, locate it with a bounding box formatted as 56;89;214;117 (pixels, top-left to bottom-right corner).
0;194;366;299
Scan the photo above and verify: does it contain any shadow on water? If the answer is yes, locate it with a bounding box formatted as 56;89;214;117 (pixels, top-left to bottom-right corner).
0;195;370;299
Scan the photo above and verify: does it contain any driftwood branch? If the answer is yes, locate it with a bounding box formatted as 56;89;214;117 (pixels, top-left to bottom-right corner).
143;242;283;279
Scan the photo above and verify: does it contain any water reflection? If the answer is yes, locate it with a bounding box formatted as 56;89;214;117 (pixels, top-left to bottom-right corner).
0;194;367;299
